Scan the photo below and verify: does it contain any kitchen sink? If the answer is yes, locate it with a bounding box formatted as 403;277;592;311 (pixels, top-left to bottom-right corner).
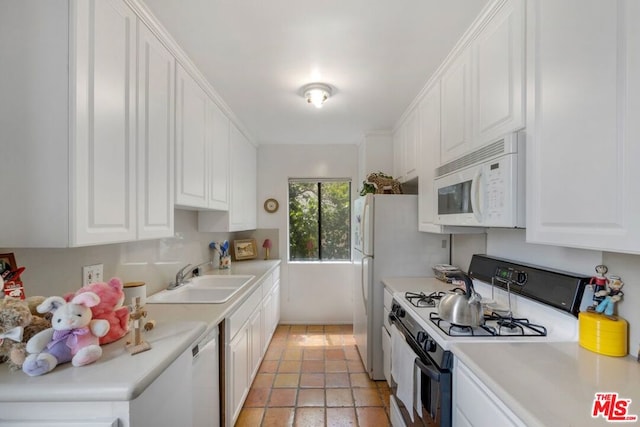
147;275;255;304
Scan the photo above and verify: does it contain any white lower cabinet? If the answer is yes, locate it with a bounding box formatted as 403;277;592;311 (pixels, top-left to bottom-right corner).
0;348;192;427
228;325;250;424
453;358;524;427
225;265;281;426
382;287;392;386
381;326;391;387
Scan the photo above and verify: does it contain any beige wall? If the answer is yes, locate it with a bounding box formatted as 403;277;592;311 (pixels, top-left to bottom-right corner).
257;144;359;324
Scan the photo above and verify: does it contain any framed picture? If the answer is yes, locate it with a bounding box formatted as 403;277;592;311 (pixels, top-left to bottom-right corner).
0;252;17;278
233;239;258;261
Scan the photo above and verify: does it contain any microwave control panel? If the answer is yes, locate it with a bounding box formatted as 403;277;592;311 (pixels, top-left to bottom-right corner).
485;159;506;219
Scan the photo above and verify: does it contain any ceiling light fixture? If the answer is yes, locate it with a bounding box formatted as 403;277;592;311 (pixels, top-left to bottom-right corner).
303;83;332;108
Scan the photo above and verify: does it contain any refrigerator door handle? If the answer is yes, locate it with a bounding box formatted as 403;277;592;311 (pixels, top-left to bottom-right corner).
360;255;373;315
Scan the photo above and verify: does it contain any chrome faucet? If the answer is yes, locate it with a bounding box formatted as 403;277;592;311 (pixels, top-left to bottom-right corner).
167;260;212;290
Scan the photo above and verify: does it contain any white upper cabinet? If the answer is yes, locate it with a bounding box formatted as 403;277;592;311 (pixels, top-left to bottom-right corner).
175;63;210;209
392;126;405;182
175;64;232;212
526;0;640;254
440;49;473;164
392;108;419;183
403;109;420;182
229;124;257;231
73;0;138;246
472;0;525;146
439;0;525;166
418;82;443;232
198;123;257;232
0;0;140;247
208;102;230;210
137;21;175;240
417;82;486;235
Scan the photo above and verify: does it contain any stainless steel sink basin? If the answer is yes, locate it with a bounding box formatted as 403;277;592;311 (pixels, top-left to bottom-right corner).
147;274;255;304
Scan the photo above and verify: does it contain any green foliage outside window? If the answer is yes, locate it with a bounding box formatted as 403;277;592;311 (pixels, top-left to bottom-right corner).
289;180;351;261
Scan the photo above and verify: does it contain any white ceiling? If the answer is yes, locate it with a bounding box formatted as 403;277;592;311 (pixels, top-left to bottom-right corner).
143;0;490;145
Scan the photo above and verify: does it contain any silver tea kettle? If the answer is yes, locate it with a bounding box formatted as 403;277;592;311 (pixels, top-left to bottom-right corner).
437;273;484;327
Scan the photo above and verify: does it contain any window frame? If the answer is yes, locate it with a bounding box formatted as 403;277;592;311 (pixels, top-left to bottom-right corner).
287;178;352;263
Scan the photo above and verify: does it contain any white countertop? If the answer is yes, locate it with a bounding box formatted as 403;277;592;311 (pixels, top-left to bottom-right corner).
0;260;281;402
0;320;206;402
453;341;640;427
144;260;281;336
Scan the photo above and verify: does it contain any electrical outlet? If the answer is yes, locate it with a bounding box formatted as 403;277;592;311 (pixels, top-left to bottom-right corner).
82;264;103;286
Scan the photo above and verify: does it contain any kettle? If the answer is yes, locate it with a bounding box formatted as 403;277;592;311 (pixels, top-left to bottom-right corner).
437;273;485;327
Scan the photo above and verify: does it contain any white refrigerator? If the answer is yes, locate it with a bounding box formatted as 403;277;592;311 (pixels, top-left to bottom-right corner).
353;194;449;380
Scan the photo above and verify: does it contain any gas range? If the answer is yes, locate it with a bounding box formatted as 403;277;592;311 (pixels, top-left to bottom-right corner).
392;254;590;350
387;255;590;427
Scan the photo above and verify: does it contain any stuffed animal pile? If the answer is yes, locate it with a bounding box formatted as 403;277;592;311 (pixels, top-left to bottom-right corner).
22;292;109;376
65;277;130;345
0;296;51;370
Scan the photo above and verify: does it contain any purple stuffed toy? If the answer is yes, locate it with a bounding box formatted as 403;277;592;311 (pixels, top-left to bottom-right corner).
22;292;110;376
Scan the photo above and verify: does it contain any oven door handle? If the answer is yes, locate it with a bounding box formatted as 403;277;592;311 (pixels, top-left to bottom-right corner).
415;357;441;382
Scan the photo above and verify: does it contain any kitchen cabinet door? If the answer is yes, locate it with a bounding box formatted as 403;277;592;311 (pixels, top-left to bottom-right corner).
392;126;405;182
472;0;525;146
526;0;640;254
418;82;483;234
418;83;442;232
72;0;138;246
198;124;257;231
403;109;419;182
228;326;250;425
208;101;230;210
440;48;473;164
248;309;262;380
453;358;525;426
175;63;209;209
137;21;175;240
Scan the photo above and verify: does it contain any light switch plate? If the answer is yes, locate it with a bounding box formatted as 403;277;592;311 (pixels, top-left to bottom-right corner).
82;264;103;286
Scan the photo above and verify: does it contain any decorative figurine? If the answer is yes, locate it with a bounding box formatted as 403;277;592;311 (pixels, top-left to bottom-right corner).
595;276;624;320
587;264;609;312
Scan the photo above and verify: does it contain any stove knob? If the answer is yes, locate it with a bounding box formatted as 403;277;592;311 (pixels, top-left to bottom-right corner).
424;338;437;353
516;271;528;285
398;308;406;318
417;331;427;344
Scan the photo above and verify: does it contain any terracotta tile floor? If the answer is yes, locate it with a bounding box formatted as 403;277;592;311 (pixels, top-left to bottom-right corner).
236;324;391;427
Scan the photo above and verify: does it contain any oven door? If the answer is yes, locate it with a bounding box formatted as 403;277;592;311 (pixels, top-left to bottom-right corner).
389;314;451;427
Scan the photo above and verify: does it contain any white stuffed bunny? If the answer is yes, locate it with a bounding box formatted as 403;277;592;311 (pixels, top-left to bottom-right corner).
22;292;109;376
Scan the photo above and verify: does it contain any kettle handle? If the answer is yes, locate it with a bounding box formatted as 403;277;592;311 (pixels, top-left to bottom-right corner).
451;273;475;298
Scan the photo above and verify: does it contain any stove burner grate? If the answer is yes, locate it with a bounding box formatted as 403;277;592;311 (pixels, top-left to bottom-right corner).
405;291;446;308
429;312;548;337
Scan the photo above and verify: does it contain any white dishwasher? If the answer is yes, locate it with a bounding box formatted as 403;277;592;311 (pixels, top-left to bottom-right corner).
192;327;219;427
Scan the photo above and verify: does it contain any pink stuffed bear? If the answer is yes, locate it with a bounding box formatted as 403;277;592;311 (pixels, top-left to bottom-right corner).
65;278;130;345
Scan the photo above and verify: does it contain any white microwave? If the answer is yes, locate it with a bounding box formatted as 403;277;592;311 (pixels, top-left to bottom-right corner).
433;132;525;228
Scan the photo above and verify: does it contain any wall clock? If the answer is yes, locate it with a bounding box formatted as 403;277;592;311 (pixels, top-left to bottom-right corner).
264;198;279;213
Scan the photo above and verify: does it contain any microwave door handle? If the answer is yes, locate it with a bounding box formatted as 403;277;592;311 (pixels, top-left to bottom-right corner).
470;169;483;223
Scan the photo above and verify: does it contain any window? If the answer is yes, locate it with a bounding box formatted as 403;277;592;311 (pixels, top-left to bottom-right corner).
288;179;351;261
